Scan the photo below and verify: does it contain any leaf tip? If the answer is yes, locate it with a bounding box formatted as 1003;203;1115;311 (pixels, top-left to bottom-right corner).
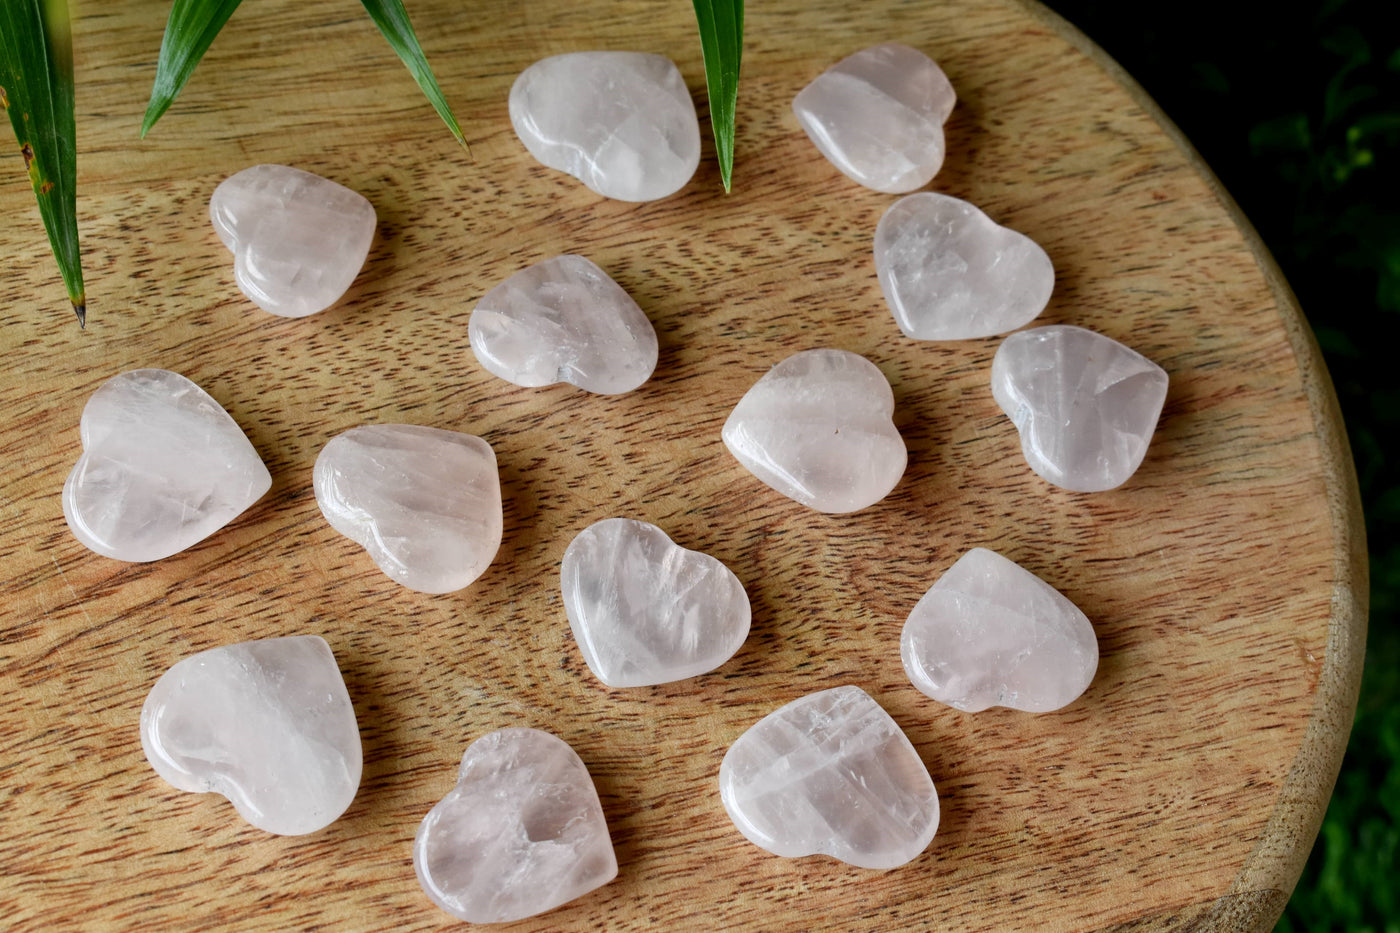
72;299;86;329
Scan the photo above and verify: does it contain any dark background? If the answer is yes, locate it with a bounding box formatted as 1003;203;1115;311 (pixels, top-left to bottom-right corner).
1039;1;1398;926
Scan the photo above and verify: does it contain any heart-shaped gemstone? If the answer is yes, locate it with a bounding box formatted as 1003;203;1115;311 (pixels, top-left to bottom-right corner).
313;424;503;594
561;518;751;687
722;349;907;513
719;686;939;869
62;369;271;562
210;164;375;317
510;52;701;201
991;325;1169;491
414;728;618;923
140;635;362;836
901;548;1098;713
875;192;1054;340
469;254;658;395
793;43;956;193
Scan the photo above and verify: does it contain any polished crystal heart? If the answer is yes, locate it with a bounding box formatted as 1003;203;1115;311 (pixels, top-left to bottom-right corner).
561;518;751;687
210;164;375;317
875;192;1054;339
991;325;1169;491
793;43;956;193
140;635;362;836
510;51;701;201
901;548;1098;713
313;424;503;594
469;254;658;395
63;369;271;562
414;728;618;924
722;349;907;513
719;686;939;869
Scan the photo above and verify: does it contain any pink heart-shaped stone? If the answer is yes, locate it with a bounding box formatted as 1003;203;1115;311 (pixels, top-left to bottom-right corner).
562;518;751;686
63;369;270;562
210;164;375;317
901;548;1099;712
720;686;939;869
140;635;362;836
414;728;618;923
313;424;503;594
722;349;907;513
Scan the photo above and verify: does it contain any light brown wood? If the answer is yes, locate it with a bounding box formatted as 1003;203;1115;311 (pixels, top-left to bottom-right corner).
0;0;1366;930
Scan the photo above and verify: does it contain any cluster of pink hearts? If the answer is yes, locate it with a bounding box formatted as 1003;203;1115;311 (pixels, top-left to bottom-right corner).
62;41;1168;924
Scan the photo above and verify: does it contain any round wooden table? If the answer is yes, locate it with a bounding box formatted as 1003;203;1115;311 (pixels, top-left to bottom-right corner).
0;0;1366;930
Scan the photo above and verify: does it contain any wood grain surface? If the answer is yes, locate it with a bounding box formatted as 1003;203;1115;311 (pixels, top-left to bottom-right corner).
0;1;1367;930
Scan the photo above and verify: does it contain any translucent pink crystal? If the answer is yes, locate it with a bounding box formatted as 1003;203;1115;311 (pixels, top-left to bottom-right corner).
991;325;1169;491
63;369;270;562
470;254;659;395
414;728;617;923
210;164;375;317
875;192;1054;339
510;52;701;201
901;548;1099;712
313;424;503;594
720;686;940;869
722;349;907;513
562;518;751;686
140;635;362;836
793;43;956;193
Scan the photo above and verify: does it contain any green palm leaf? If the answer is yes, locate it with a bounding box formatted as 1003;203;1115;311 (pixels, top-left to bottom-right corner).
1;0;85;325
691;0;744;191
359;0;464;145
140;0;245;138
142;0;463;145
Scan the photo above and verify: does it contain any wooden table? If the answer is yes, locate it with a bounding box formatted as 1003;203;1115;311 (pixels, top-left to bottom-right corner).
0;1;1367;930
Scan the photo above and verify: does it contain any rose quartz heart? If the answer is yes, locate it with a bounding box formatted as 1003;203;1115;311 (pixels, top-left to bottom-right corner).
63;368;270;562
414;728;618;923
210;164;375;317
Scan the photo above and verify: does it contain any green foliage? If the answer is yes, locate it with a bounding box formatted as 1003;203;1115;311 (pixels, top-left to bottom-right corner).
691;0;744;191
140;0;245;138
142;0;462;143
357;0;463;145
0;0;85;324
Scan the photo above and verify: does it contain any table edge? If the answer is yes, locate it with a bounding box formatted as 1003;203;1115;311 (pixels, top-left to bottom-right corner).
1017;4;1370;930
